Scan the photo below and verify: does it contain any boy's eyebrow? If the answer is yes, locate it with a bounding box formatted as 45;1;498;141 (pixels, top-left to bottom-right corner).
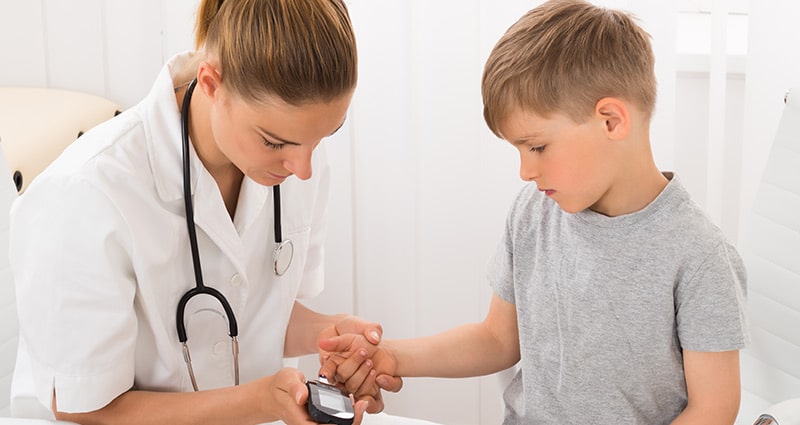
510;134;542;146
257;119;346;146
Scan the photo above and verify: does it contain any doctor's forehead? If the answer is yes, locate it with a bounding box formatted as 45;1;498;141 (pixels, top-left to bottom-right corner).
241;94;352;142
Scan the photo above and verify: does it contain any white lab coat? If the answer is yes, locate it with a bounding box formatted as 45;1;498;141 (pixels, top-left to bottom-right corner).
9;52;329;418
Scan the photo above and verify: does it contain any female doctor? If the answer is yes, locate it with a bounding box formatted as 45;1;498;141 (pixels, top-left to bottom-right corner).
9;0;399;423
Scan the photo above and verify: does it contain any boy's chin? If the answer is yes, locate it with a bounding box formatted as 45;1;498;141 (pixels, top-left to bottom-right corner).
552;198;587;214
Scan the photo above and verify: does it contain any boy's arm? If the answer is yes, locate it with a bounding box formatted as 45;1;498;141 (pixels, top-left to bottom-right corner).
319;293;520;386
388;293;520;377
670;349;741;425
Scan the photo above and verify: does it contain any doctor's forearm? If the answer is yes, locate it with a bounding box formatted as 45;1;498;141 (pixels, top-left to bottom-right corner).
53;385;267;425
284;301;347;357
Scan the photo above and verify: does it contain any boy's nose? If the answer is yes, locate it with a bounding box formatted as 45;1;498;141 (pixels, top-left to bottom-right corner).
519;155;540;182
283;148;314;181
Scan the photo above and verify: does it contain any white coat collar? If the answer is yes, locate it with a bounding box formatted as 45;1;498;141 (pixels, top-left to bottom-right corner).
141;52;270;269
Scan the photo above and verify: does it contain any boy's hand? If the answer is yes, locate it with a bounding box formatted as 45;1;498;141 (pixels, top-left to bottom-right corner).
318;333;402;403
316;317;403;414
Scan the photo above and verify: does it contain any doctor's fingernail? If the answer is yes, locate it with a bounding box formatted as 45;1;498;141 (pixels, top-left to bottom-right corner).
370;330;381;342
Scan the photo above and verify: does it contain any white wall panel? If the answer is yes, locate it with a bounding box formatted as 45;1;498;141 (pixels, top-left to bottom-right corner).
409;1;486;421
161;0;199;60
104;0;164;109
347;0;417;338
0;1;47;87
42;0;106;97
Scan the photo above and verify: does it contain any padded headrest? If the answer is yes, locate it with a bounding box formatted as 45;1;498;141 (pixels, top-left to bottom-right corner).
0;87;120;193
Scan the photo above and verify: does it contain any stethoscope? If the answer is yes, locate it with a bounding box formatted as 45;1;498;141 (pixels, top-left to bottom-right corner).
175;79;294;391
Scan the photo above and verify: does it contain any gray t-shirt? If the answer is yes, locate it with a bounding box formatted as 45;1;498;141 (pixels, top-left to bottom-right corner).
490;173;748;424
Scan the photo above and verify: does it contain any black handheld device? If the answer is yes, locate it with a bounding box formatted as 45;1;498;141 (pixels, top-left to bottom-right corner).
306;379;355;425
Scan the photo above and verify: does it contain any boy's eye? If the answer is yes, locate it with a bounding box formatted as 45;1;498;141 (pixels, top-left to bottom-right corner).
263;139;285;150
529;145;546;153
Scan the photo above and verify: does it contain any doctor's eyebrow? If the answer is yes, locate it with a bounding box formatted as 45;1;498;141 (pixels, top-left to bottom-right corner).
258;119;347;146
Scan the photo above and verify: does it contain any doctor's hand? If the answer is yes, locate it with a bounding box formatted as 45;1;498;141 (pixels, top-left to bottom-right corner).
318;334;402;406
258;367;367;425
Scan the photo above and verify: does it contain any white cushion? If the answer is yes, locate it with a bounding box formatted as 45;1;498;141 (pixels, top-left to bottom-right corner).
0;87;119;193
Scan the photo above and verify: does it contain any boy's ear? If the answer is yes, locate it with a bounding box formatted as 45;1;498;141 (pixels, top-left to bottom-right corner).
595;97;630;141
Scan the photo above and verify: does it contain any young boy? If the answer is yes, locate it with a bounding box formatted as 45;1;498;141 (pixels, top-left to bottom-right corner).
320;0;749;423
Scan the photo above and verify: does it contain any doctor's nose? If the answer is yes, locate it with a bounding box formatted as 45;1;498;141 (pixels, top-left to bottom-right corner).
283;149;313;181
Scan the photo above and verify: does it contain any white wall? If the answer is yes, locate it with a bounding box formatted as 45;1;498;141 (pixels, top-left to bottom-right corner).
2;1;799;424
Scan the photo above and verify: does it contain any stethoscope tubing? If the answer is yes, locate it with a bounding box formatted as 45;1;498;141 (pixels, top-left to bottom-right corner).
176;79;240;345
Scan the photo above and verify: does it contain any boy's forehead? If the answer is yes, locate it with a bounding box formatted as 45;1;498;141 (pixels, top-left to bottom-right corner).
497;109;550;141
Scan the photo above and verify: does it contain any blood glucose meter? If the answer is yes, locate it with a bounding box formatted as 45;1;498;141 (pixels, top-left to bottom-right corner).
306;378;355;425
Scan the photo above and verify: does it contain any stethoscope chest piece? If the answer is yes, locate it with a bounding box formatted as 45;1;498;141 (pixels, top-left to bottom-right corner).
274;239;294;276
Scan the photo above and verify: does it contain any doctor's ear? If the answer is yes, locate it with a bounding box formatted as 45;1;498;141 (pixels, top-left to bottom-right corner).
595;97;630;141
196;62;223;100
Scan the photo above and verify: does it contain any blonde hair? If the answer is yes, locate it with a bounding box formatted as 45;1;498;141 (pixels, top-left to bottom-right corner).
482;0;656;137
195;0;357;105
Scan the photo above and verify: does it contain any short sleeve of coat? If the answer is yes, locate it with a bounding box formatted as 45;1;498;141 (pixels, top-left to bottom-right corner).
10;172;136;414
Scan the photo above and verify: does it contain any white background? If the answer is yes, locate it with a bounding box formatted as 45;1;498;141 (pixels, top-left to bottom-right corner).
1;0;799;424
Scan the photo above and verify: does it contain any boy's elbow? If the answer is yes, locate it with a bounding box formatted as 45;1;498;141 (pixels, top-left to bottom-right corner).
677;392;740;425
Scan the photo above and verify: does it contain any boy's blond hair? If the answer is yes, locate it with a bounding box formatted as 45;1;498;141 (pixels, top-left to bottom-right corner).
482;0;656;137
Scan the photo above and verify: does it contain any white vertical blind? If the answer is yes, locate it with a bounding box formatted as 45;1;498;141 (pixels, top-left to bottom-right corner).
42;0;106;96
706;0;729;226
0;1;47;87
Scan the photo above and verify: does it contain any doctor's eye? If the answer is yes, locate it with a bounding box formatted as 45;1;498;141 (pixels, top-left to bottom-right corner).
263;139;285;150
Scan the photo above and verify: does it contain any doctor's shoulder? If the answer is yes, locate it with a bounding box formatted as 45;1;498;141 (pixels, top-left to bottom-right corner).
27;108;151;192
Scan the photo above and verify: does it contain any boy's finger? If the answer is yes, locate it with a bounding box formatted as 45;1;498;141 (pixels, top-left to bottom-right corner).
330;348;369;384
376;374;404;393
318;352;353;384
341;358;374;394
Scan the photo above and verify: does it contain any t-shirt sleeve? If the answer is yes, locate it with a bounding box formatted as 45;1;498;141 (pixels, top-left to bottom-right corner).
489;208;517;305
10;175;136;414
674;240;749;352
